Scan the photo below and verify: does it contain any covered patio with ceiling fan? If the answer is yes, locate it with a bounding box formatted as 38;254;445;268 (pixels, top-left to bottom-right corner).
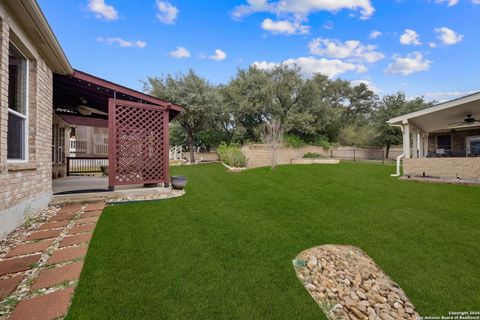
388;92;480;182
52;69;183;194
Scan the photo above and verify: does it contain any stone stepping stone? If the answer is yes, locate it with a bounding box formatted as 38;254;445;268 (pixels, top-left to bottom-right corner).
0;255;41;276
76;217;99;225
47;246;88;265
81;210;102;218
31;261;83;290
9;287;74;320
84;202;105;212
48;213;75;222
69;223;95;235
37;220;69;230
26;229;62;241
59;234;92;248
5;240;54;258
0;275;23;299
58;203;83;214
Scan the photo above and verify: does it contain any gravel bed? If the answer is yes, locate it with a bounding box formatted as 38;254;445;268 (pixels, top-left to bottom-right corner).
293;245;420;320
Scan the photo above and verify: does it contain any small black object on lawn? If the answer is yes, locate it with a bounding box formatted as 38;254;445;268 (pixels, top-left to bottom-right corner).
171;176;188;190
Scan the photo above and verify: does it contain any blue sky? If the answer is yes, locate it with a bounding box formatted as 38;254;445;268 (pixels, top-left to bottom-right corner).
39;0;480;101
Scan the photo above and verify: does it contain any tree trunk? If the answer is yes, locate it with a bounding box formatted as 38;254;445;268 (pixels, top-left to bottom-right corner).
187;134;195;163
386;144;390;159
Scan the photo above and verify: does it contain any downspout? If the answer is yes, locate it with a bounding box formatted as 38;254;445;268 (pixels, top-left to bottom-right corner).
390;124;405;177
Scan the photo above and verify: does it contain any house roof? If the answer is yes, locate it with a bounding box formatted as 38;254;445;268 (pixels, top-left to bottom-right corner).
58;115;109;128
54;69;183;120
4;0;72;74
388;92;480;133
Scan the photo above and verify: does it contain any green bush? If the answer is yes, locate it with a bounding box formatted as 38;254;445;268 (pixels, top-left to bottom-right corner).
312;135;331;150
283;133;306;149
302;152;324;159
217;142;246;167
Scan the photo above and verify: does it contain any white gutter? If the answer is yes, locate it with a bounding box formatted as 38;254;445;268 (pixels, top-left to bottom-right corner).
389;124;404;177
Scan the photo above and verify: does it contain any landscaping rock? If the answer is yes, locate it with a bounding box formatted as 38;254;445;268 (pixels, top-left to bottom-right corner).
293;245;420;320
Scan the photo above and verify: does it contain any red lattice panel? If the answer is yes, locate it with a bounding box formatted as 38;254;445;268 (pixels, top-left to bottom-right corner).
108;99;168;187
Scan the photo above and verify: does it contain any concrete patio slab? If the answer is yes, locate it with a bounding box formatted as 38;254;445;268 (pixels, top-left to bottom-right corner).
9;287;74;320
31;262;83;290
47;246;88;265
0;275;23;299
0;255;41;276
5;240;54;258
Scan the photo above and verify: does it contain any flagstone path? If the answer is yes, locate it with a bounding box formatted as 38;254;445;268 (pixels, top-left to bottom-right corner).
0;201;105;320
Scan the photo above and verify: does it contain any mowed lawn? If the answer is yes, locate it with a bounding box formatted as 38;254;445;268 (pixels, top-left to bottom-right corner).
67;163;480;319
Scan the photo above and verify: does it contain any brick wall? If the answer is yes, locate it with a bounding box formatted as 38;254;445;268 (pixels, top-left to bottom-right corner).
404;157;480;181
0;11;54;237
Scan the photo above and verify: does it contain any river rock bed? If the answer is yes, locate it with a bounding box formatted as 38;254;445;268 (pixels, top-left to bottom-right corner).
293;245;420;320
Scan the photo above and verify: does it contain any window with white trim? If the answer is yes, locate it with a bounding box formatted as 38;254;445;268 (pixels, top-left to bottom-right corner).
7;43;28;161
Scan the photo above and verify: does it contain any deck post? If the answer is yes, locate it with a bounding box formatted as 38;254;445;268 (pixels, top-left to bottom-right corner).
402;122;411;158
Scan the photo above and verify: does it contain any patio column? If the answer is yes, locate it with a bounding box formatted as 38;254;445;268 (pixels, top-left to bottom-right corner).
418;132;425;157
402;122;411;158
411;127;418;158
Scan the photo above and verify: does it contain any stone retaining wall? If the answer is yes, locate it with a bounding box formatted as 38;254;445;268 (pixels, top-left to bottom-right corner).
404;157;480;180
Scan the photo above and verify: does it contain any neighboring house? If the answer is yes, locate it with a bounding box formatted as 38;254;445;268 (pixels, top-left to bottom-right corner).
388;93;480;181
0;0;182;238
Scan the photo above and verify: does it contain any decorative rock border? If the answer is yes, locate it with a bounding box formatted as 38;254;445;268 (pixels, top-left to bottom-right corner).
293;245;420;320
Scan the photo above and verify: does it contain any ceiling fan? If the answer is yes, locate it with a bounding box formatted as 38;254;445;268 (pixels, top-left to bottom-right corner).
62;97;108;116
448;114;480;127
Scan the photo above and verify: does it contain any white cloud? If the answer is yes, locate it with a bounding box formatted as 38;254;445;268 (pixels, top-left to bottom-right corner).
422;90;477;102
308;37;384;63
434;0;459;6
170;46;190;58
434;27;464;45
385;52;431;76
209;49;227;61
232;0;375;20
97;37;146;48
261;18;310;35
369;30;382;39
253;56;367;78
156;1;178;25
351;79;381;93
428;42;437;48
400;29;422;46
87;0;118;20
323;20;334;30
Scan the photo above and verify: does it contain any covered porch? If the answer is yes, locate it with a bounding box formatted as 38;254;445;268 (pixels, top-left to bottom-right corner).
52;69;182;192
388;92;480;181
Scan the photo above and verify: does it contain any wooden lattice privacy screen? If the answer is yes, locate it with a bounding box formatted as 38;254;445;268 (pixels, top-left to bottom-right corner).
108;99;169;189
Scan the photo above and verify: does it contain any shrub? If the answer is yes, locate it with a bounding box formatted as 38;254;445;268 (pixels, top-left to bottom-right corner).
283;133;306;149
312;135;331;150
303;152;324;159
217;142;246;167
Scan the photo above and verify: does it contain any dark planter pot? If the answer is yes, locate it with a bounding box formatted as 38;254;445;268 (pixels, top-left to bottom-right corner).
171;175;188;190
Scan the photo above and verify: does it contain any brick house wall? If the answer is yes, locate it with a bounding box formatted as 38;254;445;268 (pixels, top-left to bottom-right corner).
0;7;54;238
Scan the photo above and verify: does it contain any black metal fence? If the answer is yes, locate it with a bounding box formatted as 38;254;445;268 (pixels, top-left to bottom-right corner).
329;148;403;164
66;157;108;175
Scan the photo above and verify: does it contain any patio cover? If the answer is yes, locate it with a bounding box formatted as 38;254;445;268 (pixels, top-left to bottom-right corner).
388;92;480;133
53;69;182;120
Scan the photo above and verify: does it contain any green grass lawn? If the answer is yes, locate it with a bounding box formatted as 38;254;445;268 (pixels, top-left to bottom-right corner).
66;163;480;319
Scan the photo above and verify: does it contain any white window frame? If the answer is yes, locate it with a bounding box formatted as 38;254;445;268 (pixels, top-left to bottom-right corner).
466;135;480;156
6;42;29;164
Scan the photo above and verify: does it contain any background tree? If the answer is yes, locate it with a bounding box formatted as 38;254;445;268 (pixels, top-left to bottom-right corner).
144;70;221;162
373;92;432;157
262;119;284;170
